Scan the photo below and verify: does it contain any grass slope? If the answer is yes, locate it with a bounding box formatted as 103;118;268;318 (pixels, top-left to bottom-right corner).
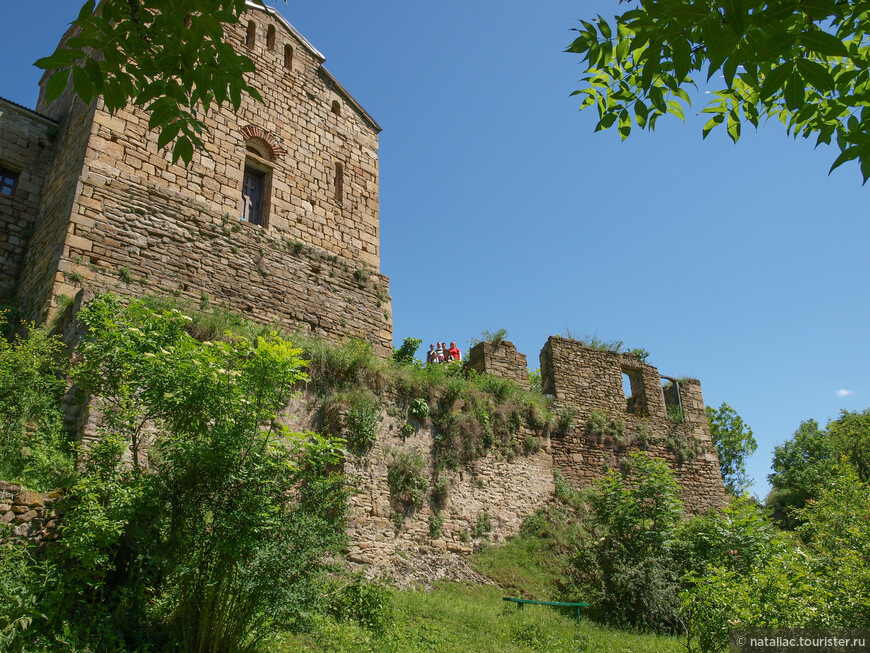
272;583;682;653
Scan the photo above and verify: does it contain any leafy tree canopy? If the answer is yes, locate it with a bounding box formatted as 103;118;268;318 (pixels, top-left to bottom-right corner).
706;402;757;496
568;0;870;182
37;0;283;165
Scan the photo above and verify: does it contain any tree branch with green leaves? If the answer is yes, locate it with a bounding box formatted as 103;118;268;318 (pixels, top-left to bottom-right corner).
37;0;283;165
568;0;870;182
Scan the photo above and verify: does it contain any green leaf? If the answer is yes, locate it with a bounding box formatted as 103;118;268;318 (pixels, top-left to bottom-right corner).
157;122;182;150
618;108;631;140
760;63;794;101
172;135;195;166
45;71;69;103
784;71;805;111
800;30;849;58
597;16;612;40
828;145;859;173
727;110;741;142
702;112;725;139
797;58;835;92
72;66;95;105
723;0;745;35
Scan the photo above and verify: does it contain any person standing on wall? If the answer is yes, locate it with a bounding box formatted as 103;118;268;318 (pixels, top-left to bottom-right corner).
448;341;461;362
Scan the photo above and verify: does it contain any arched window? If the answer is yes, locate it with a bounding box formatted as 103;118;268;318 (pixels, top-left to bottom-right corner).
334;162;344;203
266;25;276;50
331;100;341;116
246;21;256;48
284;44;293;71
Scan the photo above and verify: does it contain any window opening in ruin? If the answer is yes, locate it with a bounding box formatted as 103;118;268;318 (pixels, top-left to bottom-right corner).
0;167;18;197
284;44;293;70
334;162;344;203
242;166;266;225
621;366;643;414
246;21;256;48
331;100;341;115
266;25;276;50
661;376;682;414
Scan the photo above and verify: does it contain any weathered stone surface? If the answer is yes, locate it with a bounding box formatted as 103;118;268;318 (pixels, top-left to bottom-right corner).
14;491;44;508
466;341;530;389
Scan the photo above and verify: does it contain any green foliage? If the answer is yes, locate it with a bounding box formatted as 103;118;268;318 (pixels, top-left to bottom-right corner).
568;1;870;181
322;388;381;455
682;470;870;651
117;265;134;284
0;318;75;490
387;448;428;512
706;402;758;495
568;453;684;631
39;0;286;165
408;397;430;421
629;348;650;363
429;511;444;539
468;328;509;347
429;475;450;506
137;294;555;467
528;367;542;393
18;294;350;650
635;421;655;450
585;411;626;446
828;407;870;482
767;418;839;526
578;332;624;353
392;337;421;365
472;511;492;539
666;405;685;424
323;574;393;635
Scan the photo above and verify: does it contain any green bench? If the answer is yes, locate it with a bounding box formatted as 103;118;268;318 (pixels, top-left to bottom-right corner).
502;597;590;624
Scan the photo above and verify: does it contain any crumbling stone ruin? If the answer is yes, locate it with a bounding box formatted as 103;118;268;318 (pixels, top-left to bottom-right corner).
0;4;726;563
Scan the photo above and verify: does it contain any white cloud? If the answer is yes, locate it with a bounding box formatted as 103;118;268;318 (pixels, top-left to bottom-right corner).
836;389;854;397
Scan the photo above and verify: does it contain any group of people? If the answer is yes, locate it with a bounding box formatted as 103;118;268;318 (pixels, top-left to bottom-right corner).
426;341;462;364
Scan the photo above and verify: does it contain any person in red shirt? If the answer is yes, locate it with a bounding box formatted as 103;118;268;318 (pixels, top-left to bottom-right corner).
448;341;461;362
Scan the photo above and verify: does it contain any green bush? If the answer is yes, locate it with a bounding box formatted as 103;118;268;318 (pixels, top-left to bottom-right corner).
323;574;393;635
322;388;381;455
11;295;353;651
0;318;75;490
472;512;492;539
392;337;421;366
429;511;444;539
408;397;429;421
568;453;684;631
387;449;428;511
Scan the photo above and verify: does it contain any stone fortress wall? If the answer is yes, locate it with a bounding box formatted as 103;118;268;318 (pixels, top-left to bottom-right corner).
1;3;392;354
0;4;727;561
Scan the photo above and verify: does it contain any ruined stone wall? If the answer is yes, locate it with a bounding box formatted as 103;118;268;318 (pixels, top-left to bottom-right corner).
540;336;727;513
281;391;555;565
466;340;530;390
0;482;64;546
0;100;57;304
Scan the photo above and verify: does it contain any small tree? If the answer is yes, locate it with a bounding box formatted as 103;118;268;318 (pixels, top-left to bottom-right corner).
570;453;684;631
705;403;757;496
51;295;350;650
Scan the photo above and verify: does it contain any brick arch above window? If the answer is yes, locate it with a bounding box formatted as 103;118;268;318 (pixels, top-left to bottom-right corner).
239;125;286;161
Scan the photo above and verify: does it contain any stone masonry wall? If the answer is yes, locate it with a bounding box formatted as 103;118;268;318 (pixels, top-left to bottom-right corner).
0;482;64;547
49;170;393;355
540;336;727;513
280;391;555;565
21;4;390;348
466;341;530;390
0;100;57;304
16;86;96;322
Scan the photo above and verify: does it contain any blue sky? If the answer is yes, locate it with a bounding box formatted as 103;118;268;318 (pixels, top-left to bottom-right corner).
2;1;868;497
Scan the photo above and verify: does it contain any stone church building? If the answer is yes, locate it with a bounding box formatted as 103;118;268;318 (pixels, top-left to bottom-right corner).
0;3;393;354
